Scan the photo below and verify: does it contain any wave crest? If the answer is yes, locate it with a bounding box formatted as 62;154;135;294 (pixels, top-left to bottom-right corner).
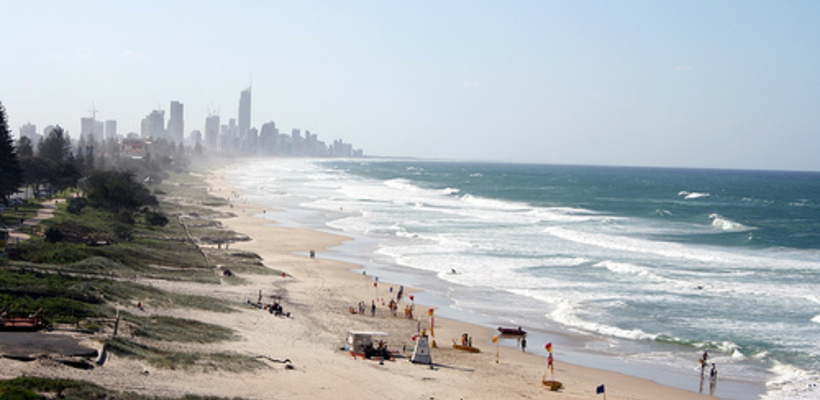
710;214;754;232
679;191;711;199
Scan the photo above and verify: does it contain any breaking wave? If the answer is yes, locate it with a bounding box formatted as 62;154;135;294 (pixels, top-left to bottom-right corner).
679;191;711;200
710;214;754;232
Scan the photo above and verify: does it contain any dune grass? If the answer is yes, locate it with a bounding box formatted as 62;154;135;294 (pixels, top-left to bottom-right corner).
0;376;250;400
105;337;266;373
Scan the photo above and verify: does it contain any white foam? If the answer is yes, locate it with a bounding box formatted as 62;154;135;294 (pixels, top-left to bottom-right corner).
592;261;658;279
678;190;711;199
763;362;820;400
710;213;754;232
548;298;657;341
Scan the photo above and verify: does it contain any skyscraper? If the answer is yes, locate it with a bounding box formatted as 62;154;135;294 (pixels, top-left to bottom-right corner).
238;87;251;138
80;117;95;141
141;110;165;139
105;120;117;141
168;101;184;144
205;114;220;151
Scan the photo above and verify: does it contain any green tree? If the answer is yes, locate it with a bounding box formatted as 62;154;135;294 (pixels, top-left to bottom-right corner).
83;169;158;213
0;102;23;204
16;136;34;158
38;126;71;162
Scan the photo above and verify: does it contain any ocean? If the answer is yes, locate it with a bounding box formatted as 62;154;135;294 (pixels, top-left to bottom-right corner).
227;158;820;400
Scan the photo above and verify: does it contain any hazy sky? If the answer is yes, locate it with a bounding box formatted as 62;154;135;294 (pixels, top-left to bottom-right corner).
2;1;819;171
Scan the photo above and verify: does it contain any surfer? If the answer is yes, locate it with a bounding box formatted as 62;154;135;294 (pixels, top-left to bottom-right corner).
450;268;457;274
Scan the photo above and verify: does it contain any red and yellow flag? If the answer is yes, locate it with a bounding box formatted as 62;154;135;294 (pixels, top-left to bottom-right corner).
545;342;553;353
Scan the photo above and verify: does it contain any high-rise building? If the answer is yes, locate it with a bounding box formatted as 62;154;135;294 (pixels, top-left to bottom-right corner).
80;117;95;141
105;120;117;141
93;120;104;144
190;130;202;145
19;122;38;142
141;110;165;139
205;114;220;151
168;101;184;144
238;87;251;138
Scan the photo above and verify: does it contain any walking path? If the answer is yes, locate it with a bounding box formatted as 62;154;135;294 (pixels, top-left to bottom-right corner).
6;200;58;242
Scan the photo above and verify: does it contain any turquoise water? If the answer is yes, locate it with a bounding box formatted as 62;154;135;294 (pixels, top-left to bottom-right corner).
228;159;820;399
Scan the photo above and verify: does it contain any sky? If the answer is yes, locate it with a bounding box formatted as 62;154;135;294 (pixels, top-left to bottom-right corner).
2;0;819;171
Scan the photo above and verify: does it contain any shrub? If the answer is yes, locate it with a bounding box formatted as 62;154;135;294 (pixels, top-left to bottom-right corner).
113;223;133;241
145;211;169;227
66;197;89;214
45;227;64;243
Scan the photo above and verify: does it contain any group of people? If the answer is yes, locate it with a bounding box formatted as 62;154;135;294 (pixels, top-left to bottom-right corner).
460;333;474;347
699;351;719;395
351;300;377;317
349;284;415;319
248;290;291;317
700;351;718;379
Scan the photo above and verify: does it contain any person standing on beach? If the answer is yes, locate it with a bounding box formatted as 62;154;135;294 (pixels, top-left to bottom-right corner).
371;300;376;317
709;363;718;395
521;337;527;352
700;351;709;376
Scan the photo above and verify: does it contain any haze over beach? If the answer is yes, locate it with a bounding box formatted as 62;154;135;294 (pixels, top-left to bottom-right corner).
2;1;820;171
2;2;820;400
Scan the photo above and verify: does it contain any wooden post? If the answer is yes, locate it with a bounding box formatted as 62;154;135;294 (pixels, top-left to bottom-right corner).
112;309;120;338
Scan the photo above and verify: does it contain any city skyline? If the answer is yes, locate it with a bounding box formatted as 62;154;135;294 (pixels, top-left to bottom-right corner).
2;2;819;170
12;86;362;159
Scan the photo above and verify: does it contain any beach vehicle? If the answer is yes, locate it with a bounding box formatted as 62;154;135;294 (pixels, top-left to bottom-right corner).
346;331;394;360
497;326;527;335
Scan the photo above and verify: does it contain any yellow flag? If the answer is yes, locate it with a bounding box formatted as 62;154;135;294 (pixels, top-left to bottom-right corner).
492;335;498;343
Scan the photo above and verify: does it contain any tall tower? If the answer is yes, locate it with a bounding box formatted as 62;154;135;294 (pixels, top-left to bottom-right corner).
168;101;184;144
205;113;220;151
238;87;251;138
105;120;117;141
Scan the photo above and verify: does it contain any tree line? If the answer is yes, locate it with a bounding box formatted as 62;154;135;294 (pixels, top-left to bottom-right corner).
1;101;186;236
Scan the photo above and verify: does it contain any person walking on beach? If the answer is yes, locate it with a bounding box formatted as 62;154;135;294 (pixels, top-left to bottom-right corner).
371;300;376;317
521;337;527;352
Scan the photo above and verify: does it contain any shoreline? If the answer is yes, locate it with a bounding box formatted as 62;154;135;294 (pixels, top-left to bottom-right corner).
0;159;735;400
207;162;719;400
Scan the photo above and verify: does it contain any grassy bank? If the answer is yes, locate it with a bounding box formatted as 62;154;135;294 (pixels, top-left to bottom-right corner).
1;164;273;383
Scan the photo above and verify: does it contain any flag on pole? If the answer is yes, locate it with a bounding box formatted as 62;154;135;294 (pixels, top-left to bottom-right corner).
548;353;554;374
546;342;552;353
494;335;500;363
596;384;605;394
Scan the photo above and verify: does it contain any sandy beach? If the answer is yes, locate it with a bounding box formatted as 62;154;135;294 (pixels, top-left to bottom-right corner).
0;164;715;400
